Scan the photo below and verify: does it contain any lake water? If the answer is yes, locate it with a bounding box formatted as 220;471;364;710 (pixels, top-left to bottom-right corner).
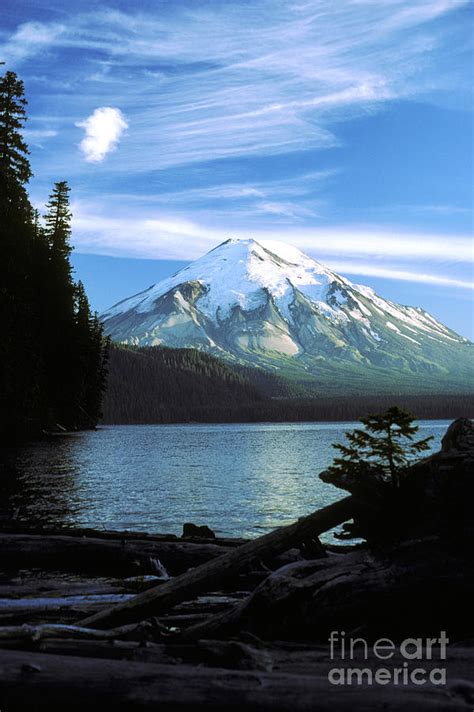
0;421;450;540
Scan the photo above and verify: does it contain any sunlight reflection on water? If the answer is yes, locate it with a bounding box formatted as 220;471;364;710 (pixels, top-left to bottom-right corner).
0;421;449;540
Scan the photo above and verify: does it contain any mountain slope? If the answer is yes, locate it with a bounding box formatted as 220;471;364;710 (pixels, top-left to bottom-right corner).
102;239;472;394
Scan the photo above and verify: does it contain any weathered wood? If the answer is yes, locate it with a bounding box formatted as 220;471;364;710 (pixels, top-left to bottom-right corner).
159;613;209;628
0;524;243;548
0;637;151;660
1;636;273;670
0;620;162;642
0;649;471;711
0;607;102;627
0;588;243;628
0;593;133;614
0;581;124;599
0;533;232;576
181;560;325;641
80;496;356;628
183;537;474;643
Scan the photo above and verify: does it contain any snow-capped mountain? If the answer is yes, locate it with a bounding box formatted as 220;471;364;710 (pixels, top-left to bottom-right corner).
102;239;472;390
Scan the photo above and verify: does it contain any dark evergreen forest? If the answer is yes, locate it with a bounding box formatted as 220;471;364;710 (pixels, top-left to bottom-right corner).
0;71;108;440
103;345;473;424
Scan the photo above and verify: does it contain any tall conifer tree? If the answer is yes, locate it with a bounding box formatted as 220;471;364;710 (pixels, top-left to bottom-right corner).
74;281;109;427
0;71;32;215
42;180;77;425
1;69;108;437
0;70;40;435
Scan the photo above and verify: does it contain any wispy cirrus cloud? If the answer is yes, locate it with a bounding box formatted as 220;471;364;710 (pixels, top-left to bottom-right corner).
112;171;336;222
70;202;473;290
2;1;469;169
326;261;473;290
0;20;63;64
375;203;472;217
3;0;472;316
22;128;58;148
76;107;128;163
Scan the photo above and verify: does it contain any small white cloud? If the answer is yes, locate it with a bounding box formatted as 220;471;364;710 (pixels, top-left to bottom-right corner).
76;107;128;163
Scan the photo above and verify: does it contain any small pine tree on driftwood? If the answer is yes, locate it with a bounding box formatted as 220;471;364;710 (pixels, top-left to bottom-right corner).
327;406;433;488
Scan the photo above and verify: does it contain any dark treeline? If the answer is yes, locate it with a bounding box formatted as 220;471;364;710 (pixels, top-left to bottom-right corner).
102;344;294;422
0;71;108;439
225;394;473;425
103;345;473;424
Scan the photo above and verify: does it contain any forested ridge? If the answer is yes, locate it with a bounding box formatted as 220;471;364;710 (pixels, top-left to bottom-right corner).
0;71;108;439
102;344;301;422
103;345;473;424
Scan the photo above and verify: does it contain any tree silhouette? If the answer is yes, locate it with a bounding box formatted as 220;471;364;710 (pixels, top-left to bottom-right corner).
327;406;433;488
0;70;32;206
0;69;40;434
44;181;72;253
74;281;109;427
41;181;76;424
0;68;108;438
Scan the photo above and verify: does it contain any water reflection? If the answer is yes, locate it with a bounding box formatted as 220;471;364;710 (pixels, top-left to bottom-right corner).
0;421;450;538
0;435;84;525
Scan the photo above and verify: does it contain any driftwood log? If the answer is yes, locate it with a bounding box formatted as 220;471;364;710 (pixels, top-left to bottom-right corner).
0;635;273;670
0;533;233;576
182;536;474;642
0;581;125;599
80;496;357;628
0;524;243;547
0;648;472;711
0;621;161;642
0;594;133;620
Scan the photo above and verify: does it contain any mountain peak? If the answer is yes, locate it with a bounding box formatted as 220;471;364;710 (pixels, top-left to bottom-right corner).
104;237;338;325
102;238;471;390
205;237;335;279
216;237;257;248
206;236;268;262
207;237;286;264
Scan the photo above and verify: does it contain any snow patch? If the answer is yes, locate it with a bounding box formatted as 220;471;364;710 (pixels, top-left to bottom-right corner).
386;320;420;345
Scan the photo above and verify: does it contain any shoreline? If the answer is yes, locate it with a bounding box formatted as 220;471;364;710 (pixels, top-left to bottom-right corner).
0;419;472;709
0;519;472;710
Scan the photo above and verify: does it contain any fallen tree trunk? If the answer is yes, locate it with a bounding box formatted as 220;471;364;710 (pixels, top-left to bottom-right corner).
80;496;356;629
0;648;471;711
183;537;474;643
0;637;151;660
0;524;244;548
0;621;159;642
0;636;273;670
0;593;133;610
0;533;232;576
0;581;124;599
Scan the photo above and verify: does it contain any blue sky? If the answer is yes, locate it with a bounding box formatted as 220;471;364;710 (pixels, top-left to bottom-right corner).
2;0;473;337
